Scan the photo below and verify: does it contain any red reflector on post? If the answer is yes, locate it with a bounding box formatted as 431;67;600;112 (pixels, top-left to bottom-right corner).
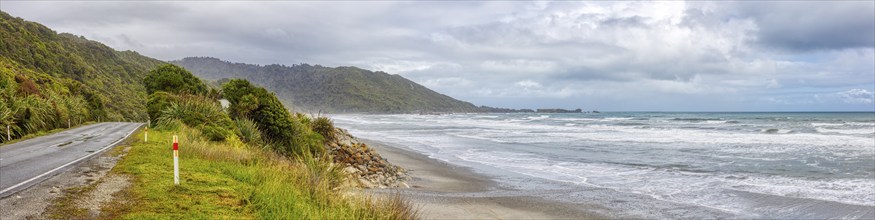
172;135;179;150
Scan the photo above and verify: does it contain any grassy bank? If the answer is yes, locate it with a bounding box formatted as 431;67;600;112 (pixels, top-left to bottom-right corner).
101;126;415;219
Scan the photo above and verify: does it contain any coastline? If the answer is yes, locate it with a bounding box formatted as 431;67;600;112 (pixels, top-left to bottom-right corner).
360;138;607;219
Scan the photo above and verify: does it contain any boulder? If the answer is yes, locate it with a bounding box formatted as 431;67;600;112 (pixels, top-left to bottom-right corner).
359;178;376;188
342;166;358;175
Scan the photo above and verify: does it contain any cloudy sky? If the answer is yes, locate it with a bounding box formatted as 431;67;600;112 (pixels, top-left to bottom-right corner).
4;1;874;111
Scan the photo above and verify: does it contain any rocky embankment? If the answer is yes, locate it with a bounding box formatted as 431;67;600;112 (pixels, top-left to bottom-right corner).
326;128;409;189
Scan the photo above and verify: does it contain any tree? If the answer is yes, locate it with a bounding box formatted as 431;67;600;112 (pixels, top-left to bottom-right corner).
222;79;319;156
143;64;208;95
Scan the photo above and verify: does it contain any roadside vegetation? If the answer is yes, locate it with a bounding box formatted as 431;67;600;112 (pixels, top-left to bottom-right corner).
98;63;418;219
1;57;100;143
1;11;163;144
100;126;415;219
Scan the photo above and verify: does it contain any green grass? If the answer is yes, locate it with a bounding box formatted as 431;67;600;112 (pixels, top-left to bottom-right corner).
107;126;417;219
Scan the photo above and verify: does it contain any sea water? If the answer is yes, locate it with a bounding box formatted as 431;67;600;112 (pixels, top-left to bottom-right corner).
332;112;875;218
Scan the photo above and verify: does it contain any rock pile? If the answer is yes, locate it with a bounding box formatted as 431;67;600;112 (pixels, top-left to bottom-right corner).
326;128;408;189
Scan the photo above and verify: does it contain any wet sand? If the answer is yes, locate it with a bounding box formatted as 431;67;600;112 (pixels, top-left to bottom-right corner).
362;139;607;219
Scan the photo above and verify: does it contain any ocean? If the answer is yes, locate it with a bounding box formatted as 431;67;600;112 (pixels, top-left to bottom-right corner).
332;112;875;218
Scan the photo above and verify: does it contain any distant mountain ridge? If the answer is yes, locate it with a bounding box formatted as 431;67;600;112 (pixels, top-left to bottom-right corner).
173;57;479;113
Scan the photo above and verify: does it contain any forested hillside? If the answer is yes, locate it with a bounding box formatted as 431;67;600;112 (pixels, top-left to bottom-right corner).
0;11;163;143
173;57;479;113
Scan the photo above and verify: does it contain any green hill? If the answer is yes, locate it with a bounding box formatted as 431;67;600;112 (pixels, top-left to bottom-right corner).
0;11;163;142
173;57;479;113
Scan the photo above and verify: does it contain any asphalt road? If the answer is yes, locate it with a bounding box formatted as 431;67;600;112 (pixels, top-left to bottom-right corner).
0;122;141;198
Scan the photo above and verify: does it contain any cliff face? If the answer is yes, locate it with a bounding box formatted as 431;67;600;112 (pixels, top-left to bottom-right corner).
173;57;479;113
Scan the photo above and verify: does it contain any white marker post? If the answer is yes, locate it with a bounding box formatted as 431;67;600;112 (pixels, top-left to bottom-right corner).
6;124;10;141
144;127;148;143
172;135;179;185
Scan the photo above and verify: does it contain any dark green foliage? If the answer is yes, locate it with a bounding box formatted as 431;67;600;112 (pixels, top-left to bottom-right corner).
222;80;264;119
146;91;178;122
222;79;322;156
154;96;235;141
173;57;480;113
222;80;295;147
1;57;97;142
142;63;230;141
0;12;163;122
310;116;335;142
143;64;208;95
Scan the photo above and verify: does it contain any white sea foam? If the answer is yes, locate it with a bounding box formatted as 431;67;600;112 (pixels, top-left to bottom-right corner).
527;115;551;120
456;150;875;208
488;124;870;152
847;122;875;126
703;120;729;124
336;114;875;154
552;117;601;122
603;117;634;121
332;113;875;213
473;115;500;119
815;127;875;135
811;123;846;127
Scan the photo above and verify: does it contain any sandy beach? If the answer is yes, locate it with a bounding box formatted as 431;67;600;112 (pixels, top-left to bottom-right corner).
362;139;606;219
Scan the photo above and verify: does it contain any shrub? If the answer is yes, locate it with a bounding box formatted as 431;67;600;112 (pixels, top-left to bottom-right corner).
16;95;53;134
292;129;325;156
310;116;335;142
0;72;95;142
155;96;235;139
295;112;312;125
223;79;312;155
235;118;262;144
200;124;232;141
296;152;344;197
146;91;178;122
14;75;40;96
0;103;14;143
143;64;208;95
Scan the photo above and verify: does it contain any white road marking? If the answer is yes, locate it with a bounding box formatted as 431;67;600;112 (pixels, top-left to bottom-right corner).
0;123;141;196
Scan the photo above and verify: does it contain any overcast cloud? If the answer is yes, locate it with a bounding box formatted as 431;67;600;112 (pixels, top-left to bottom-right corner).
4;1;874;111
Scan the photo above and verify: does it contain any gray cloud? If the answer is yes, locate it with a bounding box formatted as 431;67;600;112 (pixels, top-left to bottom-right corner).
731;1;875;52
839;89;875;104
2;1;873;111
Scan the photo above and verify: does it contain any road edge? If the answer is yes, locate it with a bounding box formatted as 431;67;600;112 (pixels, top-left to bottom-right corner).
0;123;143;198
